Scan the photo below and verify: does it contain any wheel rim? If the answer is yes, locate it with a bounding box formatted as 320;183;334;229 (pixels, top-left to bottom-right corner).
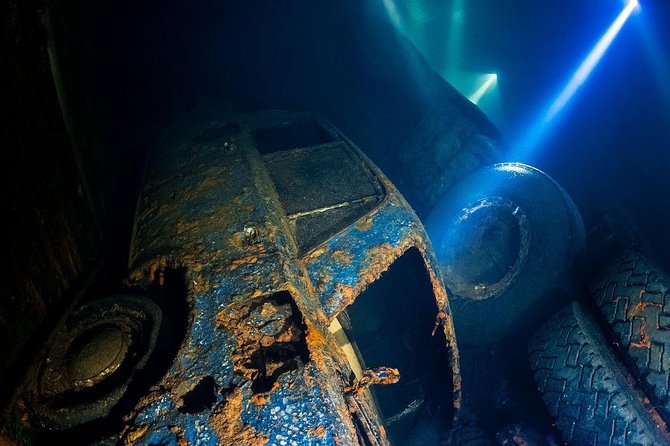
439;196;530;301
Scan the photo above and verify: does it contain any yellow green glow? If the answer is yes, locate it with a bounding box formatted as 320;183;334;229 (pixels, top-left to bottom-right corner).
468;73;498;104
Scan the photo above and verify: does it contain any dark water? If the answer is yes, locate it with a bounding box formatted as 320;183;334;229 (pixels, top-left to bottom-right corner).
78;0;670;269
401;0;670;268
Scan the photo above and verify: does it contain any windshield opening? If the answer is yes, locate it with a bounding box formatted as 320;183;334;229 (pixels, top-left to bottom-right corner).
331;248;454;445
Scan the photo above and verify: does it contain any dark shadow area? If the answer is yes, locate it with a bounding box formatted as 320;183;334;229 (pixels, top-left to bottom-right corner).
32;268;189;445
252;119;334;155
178;376;218;414
194;123;242;143
339;248;454;445
236;291;310;395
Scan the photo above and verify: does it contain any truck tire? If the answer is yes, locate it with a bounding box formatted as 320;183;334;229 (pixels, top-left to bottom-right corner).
425;163;586;345
590;251;670;425
529;301;670;446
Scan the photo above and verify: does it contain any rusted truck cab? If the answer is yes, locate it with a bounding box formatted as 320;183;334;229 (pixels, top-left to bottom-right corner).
16;109;461;445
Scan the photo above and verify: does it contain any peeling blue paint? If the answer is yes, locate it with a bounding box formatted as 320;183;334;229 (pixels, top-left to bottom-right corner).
117;110;459;445
241;372;343;446
306;198;422;317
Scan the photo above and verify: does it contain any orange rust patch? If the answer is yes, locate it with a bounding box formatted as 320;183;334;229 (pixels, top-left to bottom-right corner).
216;296;309;395
363;242;417;281
275;323;302;343
355;216;374;231
228;256;259;271
304;245;330;262
124;425;149;444
303;323;345;379
353;243;405;293
210;388;269;445
631;323;652;349
305;324;328;350
331;250;352;266
379;425;387;438
169;426;189;446
365;243;396;263
328;242;421;315
431;311;447;337
304;245;329;262
230;231;246;250
628;301;645;317
427;265;449;308
333;283;357;308
627;299;662;318
308;425;327;438
251;393;269;405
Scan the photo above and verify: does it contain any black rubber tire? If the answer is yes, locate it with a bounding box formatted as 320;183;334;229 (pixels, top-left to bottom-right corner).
529;301;670;446
425;163;586;345
29;295;163;430
445;409;496;446
590;251;670;424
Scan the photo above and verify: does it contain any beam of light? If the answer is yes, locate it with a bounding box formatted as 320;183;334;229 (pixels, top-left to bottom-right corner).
544;0;639;122
468;73;498;104
383;0;402;29
513;0;639;160
445;0;465;78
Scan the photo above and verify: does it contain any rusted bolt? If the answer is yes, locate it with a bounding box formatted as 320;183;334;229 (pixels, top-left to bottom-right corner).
243;225;259;245
345;366;400;395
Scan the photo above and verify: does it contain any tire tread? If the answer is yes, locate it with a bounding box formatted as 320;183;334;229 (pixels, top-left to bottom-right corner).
529;302;669;446
590;251;670;422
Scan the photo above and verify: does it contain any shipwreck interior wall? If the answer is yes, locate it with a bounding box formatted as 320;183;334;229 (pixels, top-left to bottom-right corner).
4;0;104;397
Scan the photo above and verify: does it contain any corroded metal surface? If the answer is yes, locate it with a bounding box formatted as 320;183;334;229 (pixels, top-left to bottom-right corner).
118;108;462;445
6;108;460;445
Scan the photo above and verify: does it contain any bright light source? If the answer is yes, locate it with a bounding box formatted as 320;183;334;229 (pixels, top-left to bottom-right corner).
543;0;639;123
468;73;498;104
383;0;402;28
513;0;639;160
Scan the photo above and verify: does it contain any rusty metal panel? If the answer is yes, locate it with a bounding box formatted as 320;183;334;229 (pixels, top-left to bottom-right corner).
6;108;460;445
129;125;288;270
121;110;391;445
